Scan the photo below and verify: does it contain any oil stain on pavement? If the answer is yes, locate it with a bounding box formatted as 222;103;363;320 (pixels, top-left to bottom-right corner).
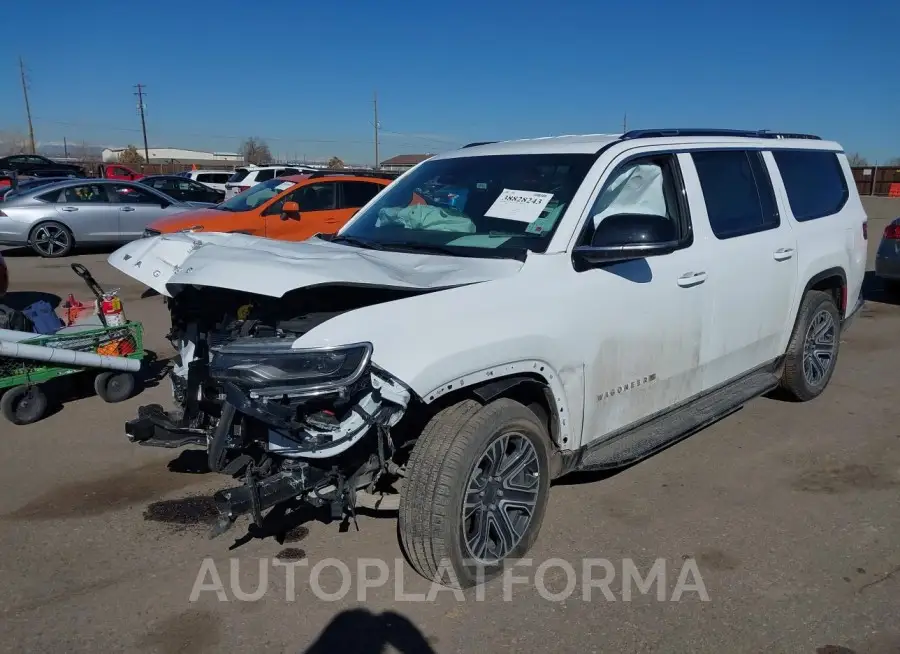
791;464;899;494
143;495;218;531
2;461;208;521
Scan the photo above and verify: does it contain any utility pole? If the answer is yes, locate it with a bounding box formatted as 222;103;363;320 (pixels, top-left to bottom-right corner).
63;136;68;158
134;84;150;163
373;91;380;169
19;57;36;154
623;113;627;133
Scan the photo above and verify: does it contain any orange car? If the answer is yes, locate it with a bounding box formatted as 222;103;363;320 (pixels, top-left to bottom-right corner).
143;170;397;240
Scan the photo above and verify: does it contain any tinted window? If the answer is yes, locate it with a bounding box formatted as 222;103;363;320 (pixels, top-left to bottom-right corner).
110;184;163;204
294;183;337;211
772;150;848;221
255;169;275;182
283;168;301;176
227;169;250;183
341;181;382;208
57;184;109;203
197;173;229;184
692;150;779;239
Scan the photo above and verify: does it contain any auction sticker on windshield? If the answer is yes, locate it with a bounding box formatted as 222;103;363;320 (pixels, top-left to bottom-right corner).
485;189;554;222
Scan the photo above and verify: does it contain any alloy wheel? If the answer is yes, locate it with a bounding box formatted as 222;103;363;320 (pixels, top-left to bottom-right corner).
462;432;540;564
802;309;836;386
32;225;70;256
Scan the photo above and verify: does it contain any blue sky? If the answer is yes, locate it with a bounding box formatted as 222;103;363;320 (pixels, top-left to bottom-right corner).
2;0;897;165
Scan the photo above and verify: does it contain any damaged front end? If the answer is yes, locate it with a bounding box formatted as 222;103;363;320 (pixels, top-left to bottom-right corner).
126;285;419;536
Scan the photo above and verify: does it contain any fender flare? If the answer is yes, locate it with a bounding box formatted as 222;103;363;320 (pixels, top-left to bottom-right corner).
419;360;577;448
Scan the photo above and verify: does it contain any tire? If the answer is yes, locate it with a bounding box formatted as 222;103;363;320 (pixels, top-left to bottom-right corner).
399;397;552;588
779;290;841;401
29;221;74;258
94;372;135;403
1;385;48;425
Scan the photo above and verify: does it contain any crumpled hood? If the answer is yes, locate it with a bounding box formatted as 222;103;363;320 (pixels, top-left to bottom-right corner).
107;232;524;297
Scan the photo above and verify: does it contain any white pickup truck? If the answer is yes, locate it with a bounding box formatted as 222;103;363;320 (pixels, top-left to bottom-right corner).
109;128;867;588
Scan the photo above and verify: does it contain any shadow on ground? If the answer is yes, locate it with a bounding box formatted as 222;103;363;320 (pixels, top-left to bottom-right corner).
302;609;436;654
0;244;118;259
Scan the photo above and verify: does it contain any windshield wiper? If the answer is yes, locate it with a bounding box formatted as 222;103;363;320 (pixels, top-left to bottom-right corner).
328;234;385;250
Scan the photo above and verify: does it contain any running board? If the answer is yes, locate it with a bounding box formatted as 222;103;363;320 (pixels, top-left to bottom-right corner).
576;369;779;472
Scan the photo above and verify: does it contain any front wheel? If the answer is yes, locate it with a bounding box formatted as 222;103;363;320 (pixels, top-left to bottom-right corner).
779;290;841;401
399;398;552;588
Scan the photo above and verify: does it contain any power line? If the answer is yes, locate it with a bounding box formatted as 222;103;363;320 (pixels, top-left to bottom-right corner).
134;84;149;163
19;57;36;154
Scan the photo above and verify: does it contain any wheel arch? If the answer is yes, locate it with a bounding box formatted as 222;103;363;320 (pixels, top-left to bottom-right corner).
782;266;847;355
417;360;581;451
28;219;75;245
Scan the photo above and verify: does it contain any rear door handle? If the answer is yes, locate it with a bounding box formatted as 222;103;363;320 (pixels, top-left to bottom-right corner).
677;271;707;287
121;206;135;212
61;206;78;212
773;248;795;261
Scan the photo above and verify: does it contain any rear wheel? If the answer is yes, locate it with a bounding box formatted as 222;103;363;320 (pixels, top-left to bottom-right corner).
29;221;73;258
95;372;135;403
779;290;841;401
399;398;552;588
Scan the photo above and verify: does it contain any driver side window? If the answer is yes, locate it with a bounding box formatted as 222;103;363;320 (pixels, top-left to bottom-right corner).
274;183;337;214
581;154;687;245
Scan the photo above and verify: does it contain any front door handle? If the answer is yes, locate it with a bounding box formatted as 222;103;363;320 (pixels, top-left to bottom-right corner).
773;248;795;261
61;206;78;212
677;271;707;287
121;206;135;212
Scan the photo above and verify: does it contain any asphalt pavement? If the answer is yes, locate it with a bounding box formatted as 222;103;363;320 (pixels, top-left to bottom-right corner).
0;198;898;653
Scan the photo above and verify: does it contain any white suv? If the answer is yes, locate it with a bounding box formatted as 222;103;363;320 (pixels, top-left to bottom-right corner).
110;128;867;588
176;170;233;193
223;164;318;199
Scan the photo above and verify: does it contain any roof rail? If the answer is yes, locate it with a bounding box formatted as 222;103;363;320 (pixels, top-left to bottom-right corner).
462;141;497;148
621;128;821;140
305;168;399;180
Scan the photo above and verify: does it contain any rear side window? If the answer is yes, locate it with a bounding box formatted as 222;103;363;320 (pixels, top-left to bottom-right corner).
197;173;228;184
255;169;275;182
227;169;250;183
772;150;848;221
692;150;779;240
341;181;382;208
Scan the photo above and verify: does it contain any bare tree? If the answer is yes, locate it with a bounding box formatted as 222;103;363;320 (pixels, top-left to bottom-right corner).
327;156;345;169
240;137;272;165
886;157;900;166
117;145;145;165
0;130;29;156
846;152;868;167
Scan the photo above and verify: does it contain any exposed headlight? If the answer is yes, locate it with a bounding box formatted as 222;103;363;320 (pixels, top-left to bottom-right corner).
142;228;161;238
210;338;372;393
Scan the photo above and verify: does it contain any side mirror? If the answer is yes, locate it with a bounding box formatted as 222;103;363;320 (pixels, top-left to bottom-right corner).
281;201;301;221
573;213;679;266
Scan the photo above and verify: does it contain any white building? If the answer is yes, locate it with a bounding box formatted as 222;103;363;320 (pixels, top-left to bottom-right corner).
101;147;243;164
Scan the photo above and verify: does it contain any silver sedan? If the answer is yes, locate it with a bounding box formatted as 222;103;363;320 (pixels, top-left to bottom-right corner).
0;178;208;257
874;216;900;294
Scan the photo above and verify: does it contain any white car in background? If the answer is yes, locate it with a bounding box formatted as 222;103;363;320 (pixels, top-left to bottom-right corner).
224;165;319;199
175;170;233;194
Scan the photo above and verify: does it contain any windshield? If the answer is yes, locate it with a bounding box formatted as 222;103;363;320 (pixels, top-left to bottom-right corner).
216;177;296;212
336;153;595;258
